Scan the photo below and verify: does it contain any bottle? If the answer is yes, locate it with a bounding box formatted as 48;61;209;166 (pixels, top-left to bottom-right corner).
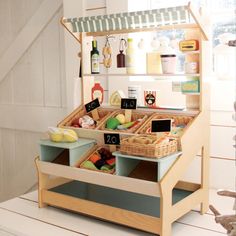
91;40;100;74
91;81;104;104
126;38;135;74
117;38;126;68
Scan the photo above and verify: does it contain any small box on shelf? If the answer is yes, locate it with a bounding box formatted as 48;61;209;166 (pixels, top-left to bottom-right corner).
39;138;96;166
181;80;200;93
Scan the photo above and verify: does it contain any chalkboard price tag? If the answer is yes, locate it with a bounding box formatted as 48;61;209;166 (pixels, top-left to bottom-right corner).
104;133;120;145
85;98;100;113
151;119;172;133
121;98;137;110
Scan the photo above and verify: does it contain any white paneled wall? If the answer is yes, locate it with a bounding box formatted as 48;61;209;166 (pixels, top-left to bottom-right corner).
0;0;66;202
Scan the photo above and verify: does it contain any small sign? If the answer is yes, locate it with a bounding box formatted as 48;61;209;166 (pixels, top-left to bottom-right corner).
121;98;137;110
85;98;100;113
104;133;120;145
151;119;172;133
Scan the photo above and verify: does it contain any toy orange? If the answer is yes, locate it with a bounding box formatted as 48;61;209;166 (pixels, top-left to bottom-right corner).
89;153;101;164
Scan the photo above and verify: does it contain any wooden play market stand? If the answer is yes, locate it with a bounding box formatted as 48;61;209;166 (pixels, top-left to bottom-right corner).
36;3;211;236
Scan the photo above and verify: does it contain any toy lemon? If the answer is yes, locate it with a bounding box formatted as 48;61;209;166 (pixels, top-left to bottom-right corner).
48;127;64;142
115;114;126;124
63;129;78;142
48;127;78;143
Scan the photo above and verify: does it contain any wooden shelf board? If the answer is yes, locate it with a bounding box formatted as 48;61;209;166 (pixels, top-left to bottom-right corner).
86;23;199;37
84;73;200;77
182;92;200;95
49;180;194;218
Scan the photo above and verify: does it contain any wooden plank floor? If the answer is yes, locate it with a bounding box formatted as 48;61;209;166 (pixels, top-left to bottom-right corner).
0;189;232;236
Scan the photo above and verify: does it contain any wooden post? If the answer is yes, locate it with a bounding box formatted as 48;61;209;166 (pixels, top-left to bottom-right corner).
109;145;116;152
91;109;100;121
201;143;210;214
125;109;132;123
160;186;172;236
35;157;48;208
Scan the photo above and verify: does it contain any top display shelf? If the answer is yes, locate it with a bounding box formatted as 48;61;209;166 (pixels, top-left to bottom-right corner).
61;2;209;42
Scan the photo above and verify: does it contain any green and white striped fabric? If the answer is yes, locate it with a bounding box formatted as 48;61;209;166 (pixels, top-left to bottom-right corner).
63;6;191;33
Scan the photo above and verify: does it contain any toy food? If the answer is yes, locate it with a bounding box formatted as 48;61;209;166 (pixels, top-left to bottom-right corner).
106;117;120;130
106;158;115;166
109;90;125;106
81;160;98;170
117;121;135;130
80;147;115;173
48;127;78;143
71;115;96;129
94;158;105;169
89;153;101;163
179;39;199;51
101;165;112;171
115;114;126;124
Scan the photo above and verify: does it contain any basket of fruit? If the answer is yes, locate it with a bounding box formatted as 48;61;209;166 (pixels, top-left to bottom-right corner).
99;110;151;133
79;146;116;174
57;105;117;130
136;113;194;136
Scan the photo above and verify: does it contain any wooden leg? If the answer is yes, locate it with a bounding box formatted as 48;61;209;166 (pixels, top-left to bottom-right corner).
38;171;48;208
200;145;210;214
160;221;172;236
35;157;48;208
160;190;172;236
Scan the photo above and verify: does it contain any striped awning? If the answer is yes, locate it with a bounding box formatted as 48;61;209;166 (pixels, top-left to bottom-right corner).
62;6;191;33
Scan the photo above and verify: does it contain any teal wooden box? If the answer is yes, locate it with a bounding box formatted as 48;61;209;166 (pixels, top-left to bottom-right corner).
39;138;96;166
113;151;181;181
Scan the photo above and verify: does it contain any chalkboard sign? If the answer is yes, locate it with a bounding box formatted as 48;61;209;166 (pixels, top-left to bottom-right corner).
85;98;100;113
121;98;137;110
104;133;120;145
151;119;171;133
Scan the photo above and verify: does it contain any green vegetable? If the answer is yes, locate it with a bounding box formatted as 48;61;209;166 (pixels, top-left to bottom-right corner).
106;118;120;130
117;121;135;130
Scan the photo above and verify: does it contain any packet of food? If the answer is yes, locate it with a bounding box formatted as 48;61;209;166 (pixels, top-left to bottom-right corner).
48;127;78;143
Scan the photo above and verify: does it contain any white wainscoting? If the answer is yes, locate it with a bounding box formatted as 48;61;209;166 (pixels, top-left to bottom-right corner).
0;0;66;202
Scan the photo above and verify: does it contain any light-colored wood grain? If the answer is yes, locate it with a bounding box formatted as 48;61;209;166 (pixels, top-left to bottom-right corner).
43;190;161;234
125;110;132;123
188;2;209;41
39;4;211;236
171;189;204;222
37;159;161;197
175;181;201;192
86;24;199;37
91;109;100;121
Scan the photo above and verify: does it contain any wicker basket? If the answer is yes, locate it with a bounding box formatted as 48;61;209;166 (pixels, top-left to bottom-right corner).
120;135;178;159
136;113;194;135
78;145;116;174
99;110;150;133
57;105;117;130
